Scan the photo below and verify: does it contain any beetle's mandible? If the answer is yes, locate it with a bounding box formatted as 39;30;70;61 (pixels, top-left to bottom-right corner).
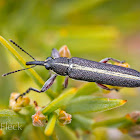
2;40;140;101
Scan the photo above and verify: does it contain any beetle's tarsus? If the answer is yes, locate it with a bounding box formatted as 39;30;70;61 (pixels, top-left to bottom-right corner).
15;94;23;102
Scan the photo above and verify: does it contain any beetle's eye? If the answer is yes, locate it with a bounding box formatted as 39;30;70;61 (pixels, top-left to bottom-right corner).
45;63;51;70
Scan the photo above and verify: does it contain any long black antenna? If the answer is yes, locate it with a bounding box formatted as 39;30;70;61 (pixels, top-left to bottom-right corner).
2;65;36;77
9;39;36;61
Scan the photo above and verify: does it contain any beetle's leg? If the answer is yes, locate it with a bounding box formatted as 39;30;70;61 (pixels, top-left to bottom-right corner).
51;48;60;58
96;83;119;91
96;83;112;90
63;76;69;88
15;74;57;101
41;74;57;91
100;58;125;64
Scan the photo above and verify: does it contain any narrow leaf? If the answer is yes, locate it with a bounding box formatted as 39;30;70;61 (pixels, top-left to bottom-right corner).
55;123;78;140
70;114;94;131
74;83;99;98
66;96;127;114
41;88;77;115
44;113;57;136
21;124;49;140
92;112;140;129
92;117;133;129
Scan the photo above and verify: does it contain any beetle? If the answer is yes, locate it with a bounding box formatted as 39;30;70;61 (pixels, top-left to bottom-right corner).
2;40;140;101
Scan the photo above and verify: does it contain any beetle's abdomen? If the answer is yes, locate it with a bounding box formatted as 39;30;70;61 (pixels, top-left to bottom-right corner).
68;57;140;87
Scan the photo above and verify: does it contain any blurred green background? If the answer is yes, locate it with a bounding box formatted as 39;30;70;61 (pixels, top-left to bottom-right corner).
1;0;140;130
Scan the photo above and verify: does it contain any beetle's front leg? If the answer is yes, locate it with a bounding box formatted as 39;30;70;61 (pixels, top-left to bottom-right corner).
15;74;57;101
100;57;125;64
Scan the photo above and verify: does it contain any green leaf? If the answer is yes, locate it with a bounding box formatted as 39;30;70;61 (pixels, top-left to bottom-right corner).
55;123;78;140
21;124;49;140
92;112;140;129
65;96;127;114
44;113;57;136
92;117;133;129
0;109;26;127
70;114;94;131
41;88;77;115
73;83;99;98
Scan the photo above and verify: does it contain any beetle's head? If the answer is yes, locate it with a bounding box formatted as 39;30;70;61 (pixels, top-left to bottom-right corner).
26;57;53;70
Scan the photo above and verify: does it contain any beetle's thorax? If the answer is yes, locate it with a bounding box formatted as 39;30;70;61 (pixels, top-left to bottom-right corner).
49;57;69;76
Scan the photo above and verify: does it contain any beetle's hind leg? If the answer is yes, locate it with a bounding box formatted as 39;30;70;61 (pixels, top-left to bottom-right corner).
96;83;119;91
100;57;125;64
15;74;57;101
96;83;111;90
